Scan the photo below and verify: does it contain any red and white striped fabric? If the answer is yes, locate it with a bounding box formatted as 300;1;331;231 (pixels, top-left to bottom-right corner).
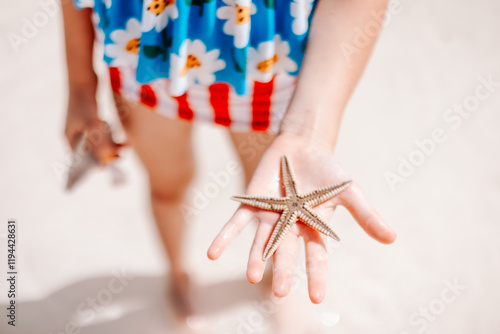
109;67;297;133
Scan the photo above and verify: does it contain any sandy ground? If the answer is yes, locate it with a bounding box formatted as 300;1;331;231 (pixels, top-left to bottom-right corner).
1;0;500;333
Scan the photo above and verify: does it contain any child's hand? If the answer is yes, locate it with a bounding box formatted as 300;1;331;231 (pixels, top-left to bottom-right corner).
208;133;396;303
64;92;123;164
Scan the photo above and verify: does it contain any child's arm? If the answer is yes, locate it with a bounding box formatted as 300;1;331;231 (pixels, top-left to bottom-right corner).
281;0;389;149
209;0;396;303
62;3;97;100
62;3;98;148
62;3;121;160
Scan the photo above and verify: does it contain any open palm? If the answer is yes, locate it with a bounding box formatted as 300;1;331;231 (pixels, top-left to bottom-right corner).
208;134;397;303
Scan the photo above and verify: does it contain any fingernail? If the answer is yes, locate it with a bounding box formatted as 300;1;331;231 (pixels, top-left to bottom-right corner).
311;291;323;304
274;282;289;298
100;154;119;165
247;270;262;284
208;247;219;259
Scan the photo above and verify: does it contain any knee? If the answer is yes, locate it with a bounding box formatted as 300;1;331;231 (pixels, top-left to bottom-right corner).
149;163;195;204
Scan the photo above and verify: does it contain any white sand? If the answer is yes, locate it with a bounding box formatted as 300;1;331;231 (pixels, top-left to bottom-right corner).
1;0;499;333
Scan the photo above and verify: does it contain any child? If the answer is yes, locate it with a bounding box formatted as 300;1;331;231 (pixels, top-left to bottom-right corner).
62;0;397;319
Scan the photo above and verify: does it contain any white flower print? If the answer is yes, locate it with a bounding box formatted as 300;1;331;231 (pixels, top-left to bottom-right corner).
104;18;142;67
141;0;179;32
75;0;94;8
75;0;110;9
169;39;226;96
216;0;256;48
290;0;314;35
91;13;105;43
247;35;298;83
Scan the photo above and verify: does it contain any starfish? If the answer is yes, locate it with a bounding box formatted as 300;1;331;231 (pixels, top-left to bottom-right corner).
231;155;352;261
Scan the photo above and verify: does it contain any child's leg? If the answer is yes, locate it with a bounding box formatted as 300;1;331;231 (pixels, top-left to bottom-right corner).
228;131;276;186
229;131;302;332
229;131;276;289
114;95;195;312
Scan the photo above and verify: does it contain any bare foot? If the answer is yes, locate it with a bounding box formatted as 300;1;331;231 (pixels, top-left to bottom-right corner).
167;272;209;332
169;272;194;319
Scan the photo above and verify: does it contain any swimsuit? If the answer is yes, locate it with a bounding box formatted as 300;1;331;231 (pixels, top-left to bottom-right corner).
74;0;317;132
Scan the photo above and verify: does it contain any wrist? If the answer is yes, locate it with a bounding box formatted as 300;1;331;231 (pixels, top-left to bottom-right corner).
68;83;97;98
68;70;98;95
68;72;97;105
278;106;341;151
67;87;99;124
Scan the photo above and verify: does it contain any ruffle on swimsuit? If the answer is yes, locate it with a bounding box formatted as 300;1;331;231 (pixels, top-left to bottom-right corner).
74;0;317;132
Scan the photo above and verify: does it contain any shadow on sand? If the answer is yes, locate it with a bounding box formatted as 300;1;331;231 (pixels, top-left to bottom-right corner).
1;275;263;334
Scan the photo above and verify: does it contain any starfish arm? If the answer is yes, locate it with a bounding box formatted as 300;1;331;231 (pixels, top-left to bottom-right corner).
301;180;352;207
231;195;288;212
281;155;300;197
263;209;298;260
298;207;340;241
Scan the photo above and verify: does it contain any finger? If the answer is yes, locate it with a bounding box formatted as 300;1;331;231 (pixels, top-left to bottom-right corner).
106;142;128;158
207;206;255;260
107;141;129;158
246;212;277;283
66;129;84;151
95;142;121;165
340;182;397;244
115;141;130;148
272;228;299;298
100;153;120;165
301;227;328;304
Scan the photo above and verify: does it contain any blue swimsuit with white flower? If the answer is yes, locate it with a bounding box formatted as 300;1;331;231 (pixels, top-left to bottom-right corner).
75;0;317;96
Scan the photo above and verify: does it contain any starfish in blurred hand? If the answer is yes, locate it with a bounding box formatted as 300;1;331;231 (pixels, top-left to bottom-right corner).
232;155;352;260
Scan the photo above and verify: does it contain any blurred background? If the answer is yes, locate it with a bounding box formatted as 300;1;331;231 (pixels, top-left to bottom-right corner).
1;0;499;333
